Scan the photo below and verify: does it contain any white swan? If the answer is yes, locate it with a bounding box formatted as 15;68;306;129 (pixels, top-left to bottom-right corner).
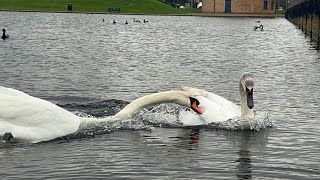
0;87;202;143
180;72;255;126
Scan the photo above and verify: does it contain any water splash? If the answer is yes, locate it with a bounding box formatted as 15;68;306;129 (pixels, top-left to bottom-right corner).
138;104;183;127
207;110;275;130
56;102;276;142
65;114;153;140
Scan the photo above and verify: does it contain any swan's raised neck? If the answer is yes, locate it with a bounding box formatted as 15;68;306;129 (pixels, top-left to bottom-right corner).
239;72;255;120
114;90;201;118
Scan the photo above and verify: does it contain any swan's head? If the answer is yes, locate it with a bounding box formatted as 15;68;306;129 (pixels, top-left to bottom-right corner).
189;96;202;114
2;29;5;32
239;72;254;109
174;91;203;114
179;87;208;114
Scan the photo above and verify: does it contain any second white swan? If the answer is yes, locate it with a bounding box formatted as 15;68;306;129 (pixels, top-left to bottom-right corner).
180;72;255;126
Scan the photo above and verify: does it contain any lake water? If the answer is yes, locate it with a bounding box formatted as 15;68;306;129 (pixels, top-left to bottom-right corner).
1;11;320;179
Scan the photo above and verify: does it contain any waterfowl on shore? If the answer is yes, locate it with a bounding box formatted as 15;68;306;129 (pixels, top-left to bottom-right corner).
1;29;9;40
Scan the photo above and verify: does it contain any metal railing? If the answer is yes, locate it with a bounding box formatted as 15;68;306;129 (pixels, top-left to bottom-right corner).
285;0;320;49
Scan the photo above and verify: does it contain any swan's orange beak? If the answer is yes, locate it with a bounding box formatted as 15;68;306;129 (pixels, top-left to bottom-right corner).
191;101;203;114
189;97;202;114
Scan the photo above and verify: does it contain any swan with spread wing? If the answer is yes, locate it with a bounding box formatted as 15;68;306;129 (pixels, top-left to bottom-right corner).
0;87;202;143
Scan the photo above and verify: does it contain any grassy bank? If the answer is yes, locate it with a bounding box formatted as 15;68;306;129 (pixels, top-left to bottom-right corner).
0;0;201;14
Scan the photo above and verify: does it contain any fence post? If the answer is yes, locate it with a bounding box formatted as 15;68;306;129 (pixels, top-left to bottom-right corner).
305;14;308;36
310;13;313;39
318;14;320;49
302;16;304;31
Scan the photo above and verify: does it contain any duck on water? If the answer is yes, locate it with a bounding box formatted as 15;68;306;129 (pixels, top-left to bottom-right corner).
1;29;9;40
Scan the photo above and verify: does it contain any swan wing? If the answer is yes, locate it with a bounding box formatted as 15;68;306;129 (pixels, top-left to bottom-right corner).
0;88;80;142
205;91;240;115
198;96;240;123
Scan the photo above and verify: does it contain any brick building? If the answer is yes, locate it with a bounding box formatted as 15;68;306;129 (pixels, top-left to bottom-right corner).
202;0;275;14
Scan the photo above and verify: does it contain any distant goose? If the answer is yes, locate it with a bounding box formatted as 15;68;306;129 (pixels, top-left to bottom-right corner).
125;20;128;24
143;19;148;23
1;29;9;40
103;18;105;22
255;20;260;23
113;20;116;24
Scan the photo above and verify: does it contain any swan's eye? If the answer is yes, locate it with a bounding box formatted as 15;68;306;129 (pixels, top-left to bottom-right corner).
195;99;200;106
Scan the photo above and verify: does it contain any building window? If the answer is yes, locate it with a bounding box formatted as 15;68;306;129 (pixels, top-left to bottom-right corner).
263;0;268;10
271;1;274;10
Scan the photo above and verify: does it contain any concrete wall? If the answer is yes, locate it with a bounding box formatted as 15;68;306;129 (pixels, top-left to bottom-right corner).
202;0;275;14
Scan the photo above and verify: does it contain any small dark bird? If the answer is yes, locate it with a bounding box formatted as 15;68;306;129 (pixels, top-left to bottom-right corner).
1;29;9;40
103;18;105;22
144;19;148;23
113;20;116;24
125;20;128;24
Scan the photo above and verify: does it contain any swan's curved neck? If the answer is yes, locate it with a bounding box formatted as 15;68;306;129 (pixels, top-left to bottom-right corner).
240;93;254;120
114;90;191;118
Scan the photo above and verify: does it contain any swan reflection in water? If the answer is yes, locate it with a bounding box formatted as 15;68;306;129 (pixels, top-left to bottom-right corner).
226;130;270;179
173;128;200;150
139;127;269;179
236;132;253;179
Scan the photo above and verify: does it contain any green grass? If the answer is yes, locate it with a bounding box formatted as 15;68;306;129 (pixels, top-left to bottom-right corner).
0;0;201;14
276;9;285;15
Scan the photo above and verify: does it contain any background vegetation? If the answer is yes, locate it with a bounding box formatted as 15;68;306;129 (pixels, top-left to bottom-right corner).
0;0;201;14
